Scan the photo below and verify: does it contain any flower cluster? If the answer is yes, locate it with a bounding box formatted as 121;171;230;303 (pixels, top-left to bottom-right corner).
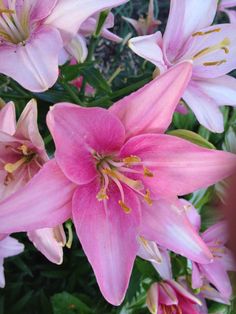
0;1;236;313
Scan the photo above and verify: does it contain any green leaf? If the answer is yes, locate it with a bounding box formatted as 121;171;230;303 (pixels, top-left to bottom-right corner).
60;63;93;82
168;129;215;149
209;302;229;313
51;292;93;314
94;10;110;37
79;67;111;93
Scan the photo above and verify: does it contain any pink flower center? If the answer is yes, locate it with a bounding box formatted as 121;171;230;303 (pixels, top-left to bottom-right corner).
3;144;41;185
0;0;31;44
94;153;154;213
160;304;183;314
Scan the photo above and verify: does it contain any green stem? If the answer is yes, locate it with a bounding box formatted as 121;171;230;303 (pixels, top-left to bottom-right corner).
60;81;82;104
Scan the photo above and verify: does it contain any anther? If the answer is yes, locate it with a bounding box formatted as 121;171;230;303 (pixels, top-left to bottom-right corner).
144;189;152;206
203;60;226;66
4;157;27;173
143;167;154;177
123;155;141;164
118;200;131;214
192;28;221;37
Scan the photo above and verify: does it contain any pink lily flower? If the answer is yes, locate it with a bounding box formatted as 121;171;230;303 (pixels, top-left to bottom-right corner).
0;100;66;265
0;0;129;92
123;0;161;36
146;280;202;314
191;221;235;300
219;0;236;23
129;0;236;132
1;62;236;305
0;235;24;288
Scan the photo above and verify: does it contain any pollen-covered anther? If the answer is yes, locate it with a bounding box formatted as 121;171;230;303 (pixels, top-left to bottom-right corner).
144;189;152;206
18;144;30;156
96;188;109;201
0;9;15;14
203;60;226;66
143;166;154;177
4;156;28;174
123;155;141;164
192;27;221;37
118;200;131;214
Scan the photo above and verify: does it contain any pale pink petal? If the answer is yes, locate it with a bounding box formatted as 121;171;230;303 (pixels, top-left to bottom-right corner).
201;283;231;305
31;0;57;21
200;261;232;298
15;99;46;154
183;81;224;133
0;26;63;92
179;199;201;232
191;76;236;106
0;236;24;258
0;102;16;135
120;134;236;197
45;0;129;41
28;226;65;265
191;262;204;289
147;283;159;314
128;32;166;71
219;248;236;271
159;283;178;305
163;0;218;63
0;159;75;234
220;0;236;7
140;199;213;263
137;238;162;264
65;34;88;63
122;17;142;35
72;180;141;306
202;221;228;244
168;280;202;305
181;24;236;78
152;249;172;280
101;29;122;43
47;103;125;185
110;61;192;138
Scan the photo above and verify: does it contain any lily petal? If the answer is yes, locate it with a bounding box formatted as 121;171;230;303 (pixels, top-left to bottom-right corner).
128;32;166;71
120;134;236;197
110;61;192;138
163;0;218;63
72;180;141;305
28;226;65;265
46;0;128;41
0;159;75;234
0;102;16;135
47;103;125;185
183;81;224;133
140;199;213;263
180;24;236;78
0;26;63;92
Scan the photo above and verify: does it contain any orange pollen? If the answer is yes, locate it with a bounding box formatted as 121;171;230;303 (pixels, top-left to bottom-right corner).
123;155;141;164
118;200;131;214
192;28;221;37
144;167;154;177
144;189;152;205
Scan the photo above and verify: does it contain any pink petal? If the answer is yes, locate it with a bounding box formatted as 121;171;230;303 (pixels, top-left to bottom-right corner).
65;34;88;63
128;32;166;71
28;226;65;265
31;0;57;21
0;159;75;234
72;180;141;305
0;102;16;135
47;103;125;185
147;283;159;314
182;24;236;78
220;0;236;7
201;282;231;305
163;0;217;63
224;8;236;23
200;261;232;298
137;238;162;265
191;262;204;289
15;99;47;154
45;0;128;41
122;17;142;35
120;134;236;197
152;249;173;280
179;199;201;232
183;81;224;133
0;26;63;92
202;221;228;244
140;199;213;263
159;282;178;305
0;236;24;258
168;280;202;305
110;61;192;138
